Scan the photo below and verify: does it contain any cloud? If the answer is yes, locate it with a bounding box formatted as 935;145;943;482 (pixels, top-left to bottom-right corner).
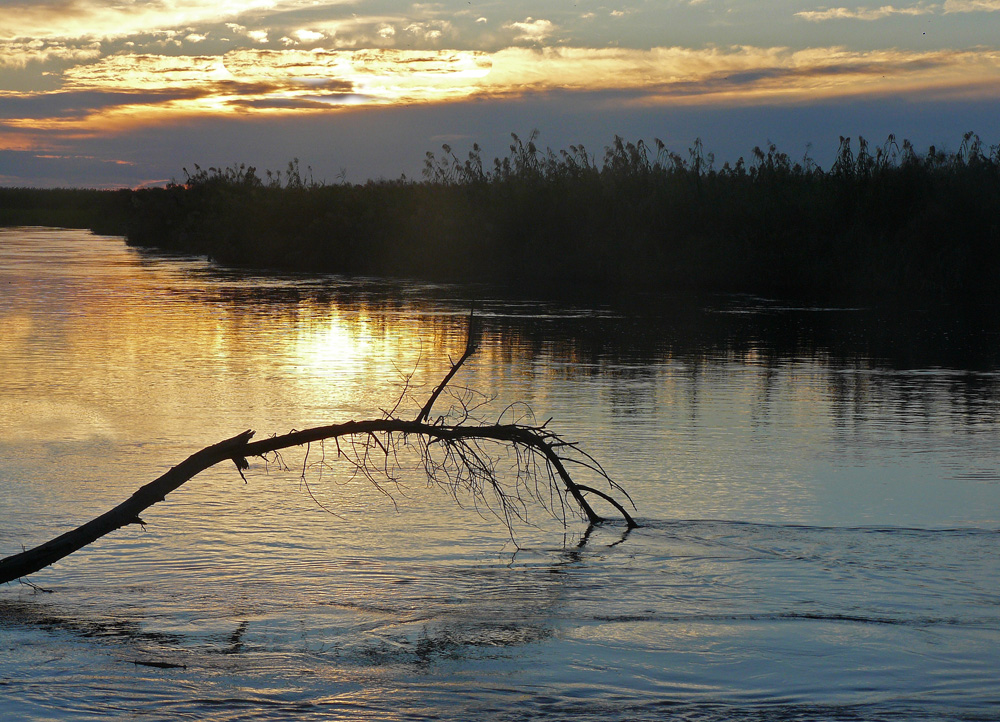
943;0;1000;9
226;95;362;110
795;4;939;21
223;23;267;43
404;21;454;43
0;1;270;42
0;89;202;120
294;29;326;43
475;46;1000;107
60;54;234;91
0;39;102;68
21;48;493;124
504;18;556;43
6;43;1000;146
0;1;358;43
268;14;439;50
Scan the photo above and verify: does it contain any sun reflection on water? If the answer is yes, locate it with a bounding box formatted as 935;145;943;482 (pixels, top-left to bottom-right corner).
292;308;376;382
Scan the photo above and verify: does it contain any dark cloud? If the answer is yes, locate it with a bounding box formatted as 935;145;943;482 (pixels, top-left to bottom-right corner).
621;54;986;98
0;89;202;119
0;77;358;126
718;58;948;85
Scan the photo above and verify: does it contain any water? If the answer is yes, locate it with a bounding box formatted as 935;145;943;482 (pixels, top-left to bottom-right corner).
1;228;998;721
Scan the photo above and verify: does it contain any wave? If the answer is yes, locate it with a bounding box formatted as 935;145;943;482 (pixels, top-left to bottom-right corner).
590;610;988;628
639;518;1000;536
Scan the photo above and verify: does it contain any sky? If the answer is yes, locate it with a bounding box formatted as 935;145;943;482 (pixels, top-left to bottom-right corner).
1;0;999;187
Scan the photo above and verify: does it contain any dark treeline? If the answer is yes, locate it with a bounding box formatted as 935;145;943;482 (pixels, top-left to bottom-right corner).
0;186;130;234
6;131;1000;311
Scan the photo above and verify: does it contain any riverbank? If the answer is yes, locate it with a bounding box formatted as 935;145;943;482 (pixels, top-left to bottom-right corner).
5;132;999;311
0;187;130;235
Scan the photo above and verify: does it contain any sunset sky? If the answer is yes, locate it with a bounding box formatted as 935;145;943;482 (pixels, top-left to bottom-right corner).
2;0;999;187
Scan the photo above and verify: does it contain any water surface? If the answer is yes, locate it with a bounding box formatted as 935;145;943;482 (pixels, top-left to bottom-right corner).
1;228;998;720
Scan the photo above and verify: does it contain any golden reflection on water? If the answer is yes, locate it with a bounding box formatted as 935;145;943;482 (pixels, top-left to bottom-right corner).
4;229;1000;722
3;228;999;531
0;231;463;451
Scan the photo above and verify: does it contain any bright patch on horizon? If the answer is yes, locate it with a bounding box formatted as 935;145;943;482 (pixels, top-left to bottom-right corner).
45;48;495;119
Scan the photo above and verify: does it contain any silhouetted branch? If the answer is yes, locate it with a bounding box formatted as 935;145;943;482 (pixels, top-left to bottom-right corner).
416;307;478;424
0;318;635;586
0;430;255;584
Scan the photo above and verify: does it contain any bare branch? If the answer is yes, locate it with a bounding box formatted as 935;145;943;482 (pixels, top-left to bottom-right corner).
0;430;256;584
1;319;636;586
415;308;478;424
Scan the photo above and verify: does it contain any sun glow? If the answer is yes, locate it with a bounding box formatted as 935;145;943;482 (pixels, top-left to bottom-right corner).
5;42;999;139
37;48;495;124
294;311;375;384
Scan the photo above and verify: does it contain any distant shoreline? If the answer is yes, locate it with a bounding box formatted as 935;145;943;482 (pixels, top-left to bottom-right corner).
3;133;998;313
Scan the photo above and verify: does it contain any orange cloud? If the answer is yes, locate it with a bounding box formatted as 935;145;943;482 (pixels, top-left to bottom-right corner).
480;46;1000;105
5;45;999;143
56;49;493;107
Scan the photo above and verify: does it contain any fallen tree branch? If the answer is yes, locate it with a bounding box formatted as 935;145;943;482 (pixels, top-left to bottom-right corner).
0;430;255;584
1;317;636;586
415;307;478;424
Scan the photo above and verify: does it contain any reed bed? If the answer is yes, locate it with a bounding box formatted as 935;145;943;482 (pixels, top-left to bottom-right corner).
6;132;999;310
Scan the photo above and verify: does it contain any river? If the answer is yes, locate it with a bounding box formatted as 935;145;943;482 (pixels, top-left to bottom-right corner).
1;227;998;721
